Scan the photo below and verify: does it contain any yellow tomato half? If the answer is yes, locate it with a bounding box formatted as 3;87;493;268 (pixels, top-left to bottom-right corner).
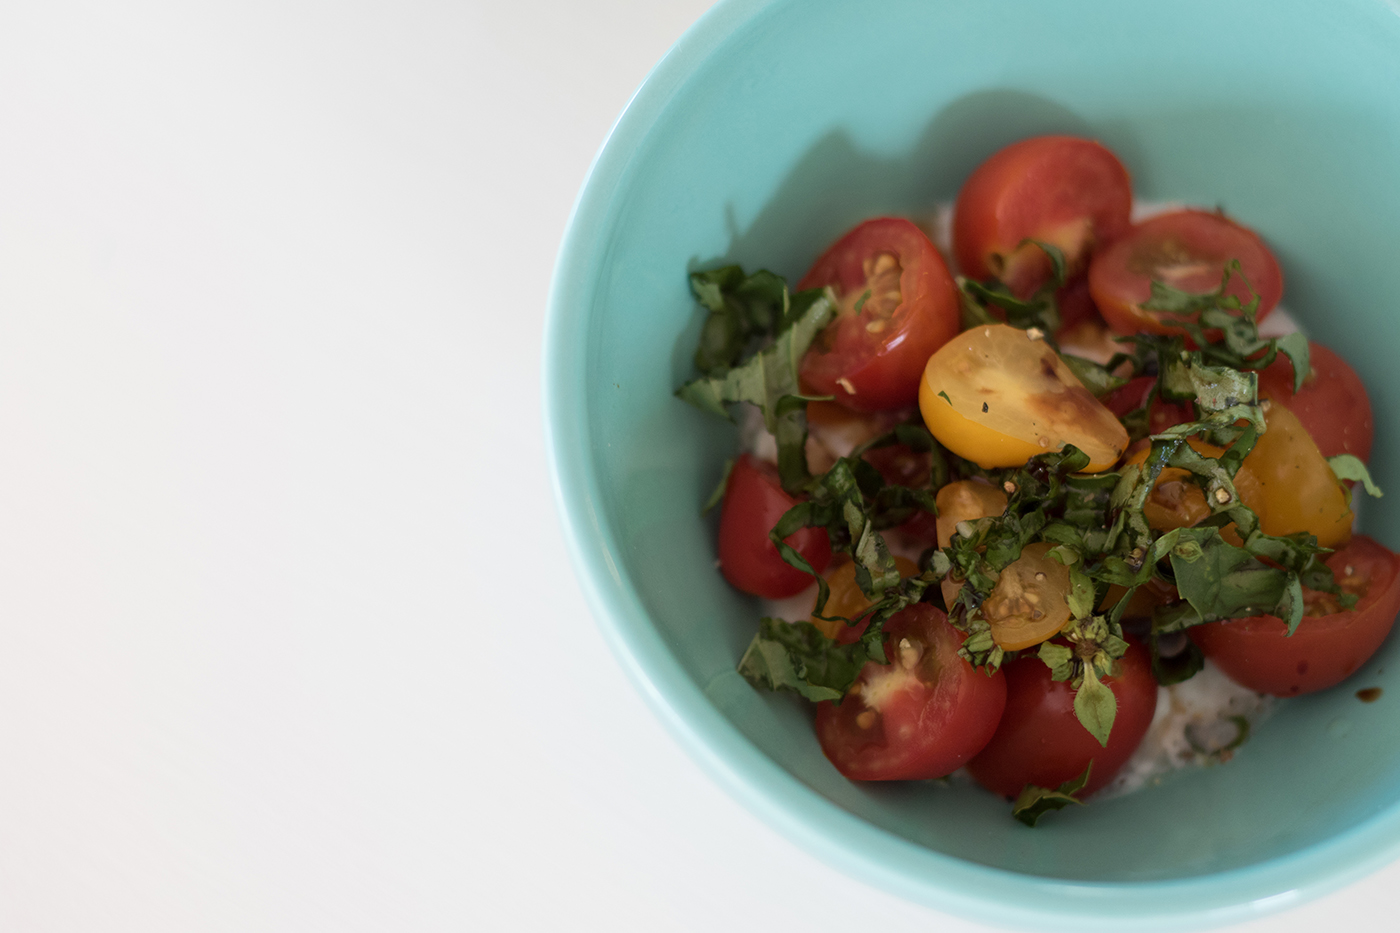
1243;401;1353;549
918;324;1128;472
981;542;1072;651
934;479;1010;609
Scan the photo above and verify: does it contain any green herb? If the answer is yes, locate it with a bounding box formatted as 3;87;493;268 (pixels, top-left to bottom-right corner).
737;617;867;703
701;458;735;514
690;266;801;376
1012;763;1093;827
957;240;1067;339
1329;454;1384;499
676;278;836;493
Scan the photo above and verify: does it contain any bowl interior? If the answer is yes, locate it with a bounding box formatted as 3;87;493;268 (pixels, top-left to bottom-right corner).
548;0;1400;925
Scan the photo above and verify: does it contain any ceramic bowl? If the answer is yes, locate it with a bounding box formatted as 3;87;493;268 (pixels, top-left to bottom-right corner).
544;0;1400;927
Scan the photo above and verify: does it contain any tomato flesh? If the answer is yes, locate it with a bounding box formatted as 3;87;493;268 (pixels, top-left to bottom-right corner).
1089;209;1283;337
799;218;959;412
918;324;1128;471
816;604;1007;781
1256;342;1373;462
967;639;1158;797
953;136;1132;298
717;454;831;599
1191;536;1400;696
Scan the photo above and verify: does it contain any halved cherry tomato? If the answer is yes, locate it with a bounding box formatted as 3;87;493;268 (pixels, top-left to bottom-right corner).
718;454;831;599
953;136;1132;298
981;542;1072;651
967;639;1158;797
1257;342;1373;462
1243;401;1352;549
809;556;920;644
798;218;960;412
1089;209;1283;337
935;480;1009;549
918;324;1128;471
1191;536;1400;696
1103;375;1193;436
815;604;1007;781
935;479;1009;609
1123;438;1265;540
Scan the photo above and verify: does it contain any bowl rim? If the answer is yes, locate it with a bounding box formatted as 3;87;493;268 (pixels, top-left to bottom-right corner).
541;0;1400;927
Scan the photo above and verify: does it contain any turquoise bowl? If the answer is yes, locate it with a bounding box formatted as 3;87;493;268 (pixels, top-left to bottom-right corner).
544;0;1400;927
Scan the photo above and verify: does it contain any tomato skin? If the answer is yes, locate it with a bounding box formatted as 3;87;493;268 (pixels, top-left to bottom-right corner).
1256;342;1374;462
1102;375;1193;435
1089;210;1283;337
717;454;831;599
953;136;1132;297
798;218;959;412
816;604;1007;781
1191;536;1400;697
966;640;1158;797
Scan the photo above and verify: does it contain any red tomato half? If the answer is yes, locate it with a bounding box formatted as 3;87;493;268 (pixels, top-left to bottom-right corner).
966;640;1158;797
1191;536;1400;697
953;136;1132;297
1089;209;1283;337
1256;342;1373;462
815;604;1006;781
1103;375;1193;435
798;218;959;412
718;454;831;599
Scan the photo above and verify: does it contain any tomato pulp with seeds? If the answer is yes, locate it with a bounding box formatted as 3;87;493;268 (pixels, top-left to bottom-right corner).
1192;536;1400;697
798;218;959;411
967;639;1158;797
953;136;1131;298
815;604;1007;781
1089;209;1283;337
717;454;831;599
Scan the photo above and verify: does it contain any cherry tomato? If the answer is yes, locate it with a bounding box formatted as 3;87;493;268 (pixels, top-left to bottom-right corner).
815;604;1007;781
981;542;1072;651
1243;401;1352;549
1089;209;1283;337
1123;438;1265;541
918;324;1128;471
1191;536;1400;696
718;454;832;599
809;556;920;644
1256;342;1373;462
935;479;1009;609
967;639;1158;797
953;136;1132;298
798;218;960;412
935;480;1009;549
1103;375;1193;436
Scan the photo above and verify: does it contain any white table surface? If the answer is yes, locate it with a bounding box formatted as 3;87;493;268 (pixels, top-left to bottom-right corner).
0;1;1392;930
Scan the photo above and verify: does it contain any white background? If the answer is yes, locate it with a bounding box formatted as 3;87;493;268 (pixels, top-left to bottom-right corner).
0;1;1391;930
